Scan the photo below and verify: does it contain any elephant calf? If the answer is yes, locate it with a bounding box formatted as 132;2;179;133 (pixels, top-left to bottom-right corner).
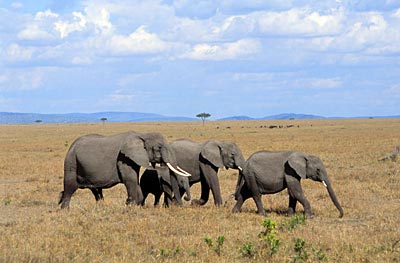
140;167;191;207
233;151;344;218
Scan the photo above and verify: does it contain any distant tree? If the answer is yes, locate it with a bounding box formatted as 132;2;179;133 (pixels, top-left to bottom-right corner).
100;117;107;125
35;120;42;124
196;112;211;126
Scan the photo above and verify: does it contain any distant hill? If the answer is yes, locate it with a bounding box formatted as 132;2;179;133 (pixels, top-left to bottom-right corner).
219;113;324;121
218;115;255;121
0;112;196;124
260;113;325;120
1;111;399;124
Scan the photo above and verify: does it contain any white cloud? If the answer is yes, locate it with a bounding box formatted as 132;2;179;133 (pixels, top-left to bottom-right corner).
99;90;135;106
82;6;113;35
213;15;257;39
17;9;59;41
71;56;92;65
257;8;344;36
35;9;59;20
385;83;400;97
11;2;23;9
309;77;343;89
182;38;261;60
0;69;45;91
108;26;169;55
54;11;87;38
4;44;34;61
393;8;400;17
18;24;54;41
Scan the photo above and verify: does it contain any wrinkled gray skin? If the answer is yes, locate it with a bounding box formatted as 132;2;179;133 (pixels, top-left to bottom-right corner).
170;139;245;206
59;132;185;209
140;166;191;207
232;151;344;218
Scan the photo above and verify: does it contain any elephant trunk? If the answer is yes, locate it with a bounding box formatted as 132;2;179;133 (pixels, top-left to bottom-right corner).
183;184;191;201
323;179;344;218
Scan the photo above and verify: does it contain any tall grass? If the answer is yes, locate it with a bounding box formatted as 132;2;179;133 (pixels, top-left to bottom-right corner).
0;119;399;262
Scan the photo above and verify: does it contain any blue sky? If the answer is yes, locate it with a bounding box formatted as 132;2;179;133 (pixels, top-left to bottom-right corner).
0;0;399;119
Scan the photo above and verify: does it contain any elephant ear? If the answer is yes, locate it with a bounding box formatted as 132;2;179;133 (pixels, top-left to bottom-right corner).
287;152;307;179
200;140;224;168
120;133;150;167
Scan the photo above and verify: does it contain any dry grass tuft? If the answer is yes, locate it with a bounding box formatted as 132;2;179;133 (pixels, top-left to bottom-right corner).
1;119;399;262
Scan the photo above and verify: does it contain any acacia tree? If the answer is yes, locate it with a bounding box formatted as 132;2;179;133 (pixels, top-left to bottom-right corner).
100;117;107;125
196;112;211;126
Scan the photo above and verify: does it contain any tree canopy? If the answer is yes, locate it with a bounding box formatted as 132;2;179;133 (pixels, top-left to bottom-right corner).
196;112;211;126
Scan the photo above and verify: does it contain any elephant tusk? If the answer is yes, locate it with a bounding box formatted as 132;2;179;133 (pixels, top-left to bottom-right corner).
177;166;191;176
322;180;328;188
166;163;191;177
238;166;243;172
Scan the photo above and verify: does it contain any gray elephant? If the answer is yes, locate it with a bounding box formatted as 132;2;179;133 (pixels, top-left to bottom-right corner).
59;132;191;209
170;139;245;206
232;151;344;218
140;166;191;207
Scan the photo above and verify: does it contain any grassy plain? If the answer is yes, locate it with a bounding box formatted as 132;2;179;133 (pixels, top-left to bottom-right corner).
0;119;399;262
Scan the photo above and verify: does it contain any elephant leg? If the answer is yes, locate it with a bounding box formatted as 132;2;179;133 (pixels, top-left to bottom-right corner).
155;191;162;207
141;190;149;206
162;192;174;207
232;183;252;213
117;161;142;205
59;170;79;209
285;176;312;217
191;176;210;206
288;195;297;216
90;188;103;201
199;163;222;206
245;173;265;215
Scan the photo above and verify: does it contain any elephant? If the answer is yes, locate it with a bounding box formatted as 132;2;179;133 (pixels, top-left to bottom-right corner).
59;132;191;209
170;139;245;206
232;151;344;218
140;166;191;207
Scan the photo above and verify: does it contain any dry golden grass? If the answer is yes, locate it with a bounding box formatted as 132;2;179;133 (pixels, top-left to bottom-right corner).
0;119;399;262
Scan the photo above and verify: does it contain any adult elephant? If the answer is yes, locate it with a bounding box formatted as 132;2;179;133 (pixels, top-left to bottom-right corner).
140;166;191;207
59;132;191;209
232;151;343;218
170;139;245;206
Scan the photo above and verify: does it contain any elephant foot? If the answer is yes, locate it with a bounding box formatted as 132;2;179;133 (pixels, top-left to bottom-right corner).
304;212;314;219
232;207;241;213
287;208;296;217
191;199;206;206
126;197;138;206
256;210;266;216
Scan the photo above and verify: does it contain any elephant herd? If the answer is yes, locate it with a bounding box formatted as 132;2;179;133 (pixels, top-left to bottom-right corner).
59;131;344;218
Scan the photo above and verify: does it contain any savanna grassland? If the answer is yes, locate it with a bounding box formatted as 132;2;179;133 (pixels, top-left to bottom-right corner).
0;119;399;262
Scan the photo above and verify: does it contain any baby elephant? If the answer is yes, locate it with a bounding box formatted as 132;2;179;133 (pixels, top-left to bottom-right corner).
140;167;191;207
232;151;343;218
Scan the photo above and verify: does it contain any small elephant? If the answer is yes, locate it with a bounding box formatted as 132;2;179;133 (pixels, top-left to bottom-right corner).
59;132;191;209
170;139;245;206
233;151;344;218
140;166;191;207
